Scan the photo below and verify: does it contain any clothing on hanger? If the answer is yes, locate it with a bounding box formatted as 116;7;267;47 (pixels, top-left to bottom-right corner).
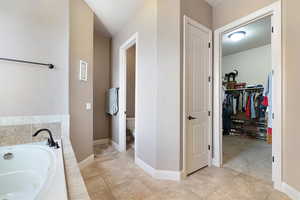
243;91;247;112
250;93;256;119
264;73;273;131
233;97;237;115
246;95;251;118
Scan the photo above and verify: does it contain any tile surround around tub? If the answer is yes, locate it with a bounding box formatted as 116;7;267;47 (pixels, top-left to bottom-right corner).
0;115;91;200
0;123;62;146
0;125;32;146
0;115;69;146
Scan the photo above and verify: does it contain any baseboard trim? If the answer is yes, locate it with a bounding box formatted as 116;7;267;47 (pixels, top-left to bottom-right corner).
281;182;300;200
135;157;181;181
93;138;110;145
111;140;121;152
135;157;155;176
212;158;221;167
78;154;94;169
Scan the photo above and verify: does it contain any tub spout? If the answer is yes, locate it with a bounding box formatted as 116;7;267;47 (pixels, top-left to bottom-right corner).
33;129;59;149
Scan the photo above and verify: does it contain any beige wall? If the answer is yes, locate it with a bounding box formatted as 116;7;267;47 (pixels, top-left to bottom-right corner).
93;30;111;141
0;0;69;116
156;0;212;171
111;0;212;171
181;0;212;29
213;0;278;29
111;0;158;167
282;0;300;191
126;45;136;118
70;0;94;162
156;0;181;171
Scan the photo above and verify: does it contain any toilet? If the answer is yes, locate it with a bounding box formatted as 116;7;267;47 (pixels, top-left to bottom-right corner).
126;118;135;138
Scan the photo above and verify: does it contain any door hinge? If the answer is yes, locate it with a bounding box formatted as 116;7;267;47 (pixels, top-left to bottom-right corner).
272;113;275;119
208;76;211;82
208;145;211;150
208;111;211;116
272;156;275;163
208;42;211;48
272;70;274;75
272;26;274;33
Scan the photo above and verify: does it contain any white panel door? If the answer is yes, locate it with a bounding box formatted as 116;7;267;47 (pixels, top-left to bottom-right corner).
185;19;212;175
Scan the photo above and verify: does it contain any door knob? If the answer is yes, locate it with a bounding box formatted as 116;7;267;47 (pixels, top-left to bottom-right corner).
188;116;197;120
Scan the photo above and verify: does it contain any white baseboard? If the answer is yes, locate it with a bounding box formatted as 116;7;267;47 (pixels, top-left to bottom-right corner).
135;157;181;181
78;154;94;169
212;158;221;167
93;138;110;145
135;157;156;176
281;182;300;200
111;140;122;152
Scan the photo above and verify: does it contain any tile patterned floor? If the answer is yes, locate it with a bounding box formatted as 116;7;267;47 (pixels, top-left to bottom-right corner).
223;135;272;182
81;144;290;200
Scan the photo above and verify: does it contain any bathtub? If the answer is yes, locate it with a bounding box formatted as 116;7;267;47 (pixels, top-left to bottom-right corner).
0;141;67;200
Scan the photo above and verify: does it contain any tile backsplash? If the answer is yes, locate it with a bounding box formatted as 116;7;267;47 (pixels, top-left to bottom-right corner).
0;122;62;146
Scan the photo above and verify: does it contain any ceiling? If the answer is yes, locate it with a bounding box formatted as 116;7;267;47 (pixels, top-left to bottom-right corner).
88;0;223;37
222;16;271;56
205;0;223;6
84;0;145;36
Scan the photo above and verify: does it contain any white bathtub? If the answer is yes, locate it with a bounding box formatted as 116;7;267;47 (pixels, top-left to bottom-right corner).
0;141;67;200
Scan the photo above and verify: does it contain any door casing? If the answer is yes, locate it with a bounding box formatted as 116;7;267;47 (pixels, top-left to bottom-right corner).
213;2;282;190
119;33;138;159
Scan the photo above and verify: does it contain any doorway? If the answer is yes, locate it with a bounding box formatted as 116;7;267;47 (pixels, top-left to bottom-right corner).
183;16;213;176
119;33;138;160
213;2;282;189
125;44;136;156
222;16;272;182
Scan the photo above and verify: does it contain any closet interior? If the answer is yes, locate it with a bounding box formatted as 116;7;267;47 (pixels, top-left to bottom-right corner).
221;16;273;182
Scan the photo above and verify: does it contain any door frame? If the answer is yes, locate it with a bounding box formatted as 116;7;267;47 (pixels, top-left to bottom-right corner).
119;33;138;159
213;2;282;190
182;15;213;177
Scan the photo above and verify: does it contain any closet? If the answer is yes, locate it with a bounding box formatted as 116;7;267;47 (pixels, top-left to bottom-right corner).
221;16;273;182
223;80;270;141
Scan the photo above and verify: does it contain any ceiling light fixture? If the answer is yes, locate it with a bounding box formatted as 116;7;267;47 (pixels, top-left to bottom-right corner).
228;31;246;42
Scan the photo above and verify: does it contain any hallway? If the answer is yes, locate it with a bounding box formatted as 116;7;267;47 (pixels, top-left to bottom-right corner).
81;144;290;200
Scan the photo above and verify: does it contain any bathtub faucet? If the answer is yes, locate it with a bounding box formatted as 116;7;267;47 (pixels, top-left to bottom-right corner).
33;129;60;149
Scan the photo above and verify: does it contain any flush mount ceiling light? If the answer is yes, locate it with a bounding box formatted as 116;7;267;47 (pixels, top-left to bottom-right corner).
228;31;246;42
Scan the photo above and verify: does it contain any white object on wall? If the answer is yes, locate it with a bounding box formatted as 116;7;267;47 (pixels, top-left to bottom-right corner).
79;60;88;81
86;103;92;110
222;45;271;86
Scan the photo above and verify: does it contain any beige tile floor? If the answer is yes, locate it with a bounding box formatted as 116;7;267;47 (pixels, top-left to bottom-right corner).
81;144;290;200
223;135;272;182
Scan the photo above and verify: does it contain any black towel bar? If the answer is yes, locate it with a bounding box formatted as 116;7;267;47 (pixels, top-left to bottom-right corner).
0;57;54;69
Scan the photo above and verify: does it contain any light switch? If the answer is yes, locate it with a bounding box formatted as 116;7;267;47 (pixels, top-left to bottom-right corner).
79;60;88;81
86;103;92;110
